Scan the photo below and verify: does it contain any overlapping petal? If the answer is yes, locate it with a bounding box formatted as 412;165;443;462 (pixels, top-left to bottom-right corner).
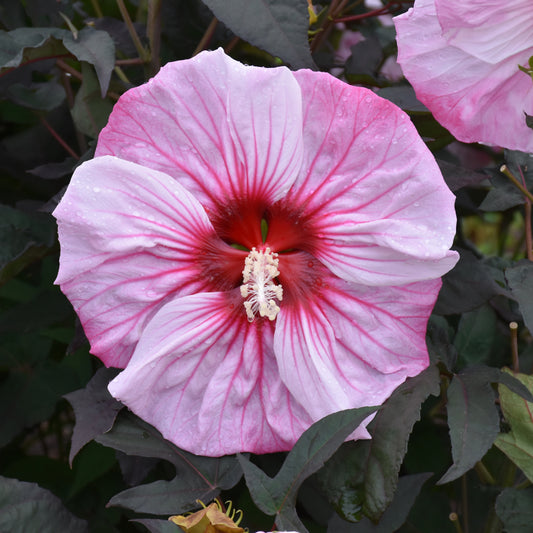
95;48;303;209
274;273;438;431
54;156;217;367
108;292;312;456
287;70;458;285
394;0;533;152
435;0;533;64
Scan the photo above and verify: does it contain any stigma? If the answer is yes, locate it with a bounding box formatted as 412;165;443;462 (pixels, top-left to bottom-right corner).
240;247;283;322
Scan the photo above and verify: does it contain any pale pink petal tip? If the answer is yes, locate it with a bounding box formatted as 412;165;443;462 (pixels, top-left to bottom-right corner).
53;155;215;368
108;292;312;457
96;47;303;209
394;0;533;152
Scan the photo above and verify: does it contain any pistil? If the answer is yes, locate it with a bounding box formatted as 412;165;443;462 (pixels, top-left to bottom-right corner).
240;247;283;321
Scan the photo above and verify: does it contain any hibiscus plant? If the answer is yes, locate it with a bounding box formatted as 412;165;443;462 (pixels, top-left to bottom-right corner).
1;1;533;532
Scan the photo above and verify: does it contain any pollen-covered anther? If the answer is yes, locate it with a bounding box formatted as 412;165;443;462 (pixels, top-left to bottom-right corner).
240;247;283;322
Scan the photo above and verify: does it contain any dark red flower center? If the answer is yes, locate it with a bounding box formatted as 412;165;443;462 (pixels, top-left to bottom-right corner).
198;197;326;313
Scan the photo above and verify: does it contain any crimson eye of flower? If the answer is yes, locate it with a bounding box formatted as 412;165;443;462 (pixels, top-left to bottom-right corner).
54;48;458;456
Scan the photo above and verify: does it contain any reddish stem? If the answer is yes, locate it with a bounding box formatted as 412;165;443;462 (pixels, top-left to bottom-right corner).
333;0;412;23
40;116;80;159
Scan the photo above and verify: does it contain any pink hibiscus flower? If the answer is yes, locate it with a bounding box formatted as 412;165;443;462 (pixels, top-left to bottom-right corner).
53;49;458;456
394;0;533;152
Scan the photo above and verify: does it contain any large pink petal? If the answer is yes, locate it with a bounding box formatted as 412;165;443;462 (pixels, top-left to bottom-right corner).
108;291;312;456
274;275;438;431
54;156;218;368
395;0;533;152
289;70;458;285
435;0;533;64
96;48;303;209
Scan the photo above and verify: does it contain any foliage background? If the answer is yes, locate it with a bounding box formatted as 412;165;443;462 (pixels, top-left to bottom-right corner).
1;1;533;532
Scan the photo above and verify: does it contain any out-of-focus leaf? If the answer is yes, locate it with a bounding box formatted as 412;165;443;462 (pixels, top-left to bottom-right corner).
345;36;382;83
435;249;501;315
0;476;88;533
0;289;72;335
436;159;488;192
0;205;56;283
67;441;117;499
0;27;115;95
506;260;533;336
28;157;75;179
438;365;533;484
363;366;440;521
328;473;432;532
201;0;315;69
7;80;65;110
495;370;533;483
239;406;378;532
71;62;113;138
98;412;242;515
64;367;122;464
0;356;81;447
134;519;180;533
495;487;533;533
526;113;533;130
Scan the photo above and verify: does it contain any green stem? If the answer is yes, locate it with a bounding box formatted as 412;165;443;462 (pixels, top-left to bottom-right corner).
91;0;103;18
194;17;218;56
484;508;502;533
147;0;162;75
116;0;149;62
474;461;497;486
449;512;464;533
501;165;533;204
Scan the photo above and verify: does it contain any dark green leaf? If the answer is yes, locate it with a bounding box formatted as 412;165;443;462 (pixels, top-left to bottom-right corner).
98;412;242;514
376;86;429;113
526;113;533;130
7;81;65;111
0;204;56;283
363;366;440;520
435;249;501;315
71;62;113;138
506;260;533;336
328;473;432;532
0;27;115;95
0;476;88;532
240;407;378;527
315;440;368;522
201;0;315;69
0;349;81;447
345;35;382;80
64;367;122;464
438;369;500;484
436;159;487;192
454;305;498;366
28;158;76;179
495;487;533;533
134;519;180;533
481;150;533;211
426;316;457;369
